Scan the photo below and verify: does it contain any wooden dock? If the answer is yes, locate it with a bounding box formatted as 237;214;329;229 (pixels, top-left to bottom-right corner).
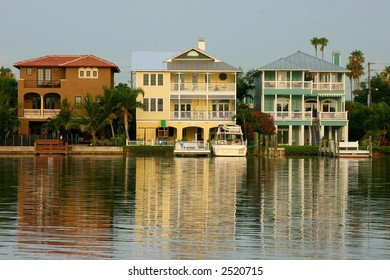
174;141;210;157
319;139;371;158
34;139;68;155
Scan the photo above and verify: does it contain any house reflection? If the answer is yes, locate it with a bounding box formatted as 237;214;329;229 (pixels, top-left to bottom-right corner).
17;156;113;259
253;157;351;258
134;157;247;258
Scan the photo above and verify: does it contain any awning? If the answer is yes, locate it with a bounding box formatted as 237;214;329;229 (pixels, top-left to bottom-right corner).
317;93;344;97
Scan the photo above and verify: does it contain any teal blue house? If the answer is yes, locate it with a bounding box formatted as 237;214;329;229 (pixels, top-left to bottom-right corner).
253;51;350;145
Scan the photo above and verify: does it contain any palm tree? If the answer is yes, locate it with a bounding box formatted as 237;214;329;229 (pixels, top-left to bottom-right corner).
43;98;72;138
100;87;120;138
310;37;320;58
66;93;108;143
346;63;354;101
348;50;365;91
115;83;144;143
381;66;390;88
318;37;329;60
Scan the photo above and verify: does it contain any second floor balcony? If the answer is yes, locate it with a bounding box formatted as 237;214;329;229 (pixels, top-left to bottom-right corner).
267;111;347;122
170;82;235;93
22;80;62;88
23;109;61;118
170;110;234;121
264;81;344;91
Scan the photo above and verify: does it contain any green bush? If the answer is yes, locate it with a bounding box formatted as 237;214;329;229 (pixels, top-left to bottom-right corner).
374;146;390;155
283;145;319;156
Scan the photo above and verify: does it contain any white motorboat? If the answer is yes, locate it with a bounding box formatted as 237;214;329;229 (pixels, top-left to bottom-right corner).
212;124;247;157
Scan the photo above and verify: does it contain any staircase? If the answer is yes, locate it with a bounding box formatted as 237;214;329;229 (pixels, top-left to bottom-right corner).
310;125;320;146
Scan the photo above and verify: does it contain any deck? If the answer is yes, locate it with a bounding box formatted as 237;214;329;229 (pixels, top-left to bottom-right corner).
34;139;68;155
174;141;210;157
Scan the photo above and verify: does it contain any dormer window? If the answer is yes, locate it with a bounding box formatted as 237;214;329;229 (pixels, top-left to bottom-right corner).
79;67;98;79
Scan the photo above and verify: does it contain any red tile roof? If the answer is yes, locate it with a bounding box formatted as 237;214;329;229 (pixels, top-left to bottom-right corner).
13;54;120;72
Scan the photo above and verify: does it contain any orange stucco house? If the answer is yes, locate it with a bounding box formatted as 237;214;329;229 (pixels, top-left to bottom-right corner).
13;54;120;135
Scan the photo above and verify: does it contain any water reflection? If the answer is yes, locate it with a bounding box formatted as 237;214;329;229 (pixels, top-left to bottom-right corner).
133;157;246;259
0;155;389;259
16;156;115;259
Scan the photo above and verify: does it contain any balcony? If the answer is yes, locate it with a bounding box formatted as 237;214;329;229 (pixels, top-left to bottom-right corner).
23;80;62;88
23;109;61;118
319;112;347;120
267;111;312;121
170;110;234;120
170;82;235;92
264;81;344;91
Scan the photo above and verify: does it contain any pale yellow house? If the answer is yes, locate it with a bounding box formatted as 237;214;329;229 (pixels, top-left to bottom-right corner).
131;39;240;142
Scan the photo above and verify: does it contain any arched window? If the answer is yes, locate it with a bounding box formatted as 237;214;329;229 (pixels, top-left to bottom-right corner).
322;99;336;112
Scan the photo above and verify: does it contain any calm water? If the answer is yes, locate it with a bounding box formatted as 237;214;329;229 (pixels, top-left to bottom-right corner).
0;155;389;260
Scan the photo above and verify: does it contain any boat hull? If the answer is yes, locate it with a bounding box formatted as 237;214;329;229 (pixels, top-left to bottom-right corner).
212;144;247;157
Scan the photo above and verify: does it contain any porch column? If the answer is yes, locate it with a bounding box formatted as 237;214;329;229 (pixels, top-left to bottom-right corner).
177;129;183;140
40;94;44;117
299;125;305;145
320;126;325;140
289;125;293;145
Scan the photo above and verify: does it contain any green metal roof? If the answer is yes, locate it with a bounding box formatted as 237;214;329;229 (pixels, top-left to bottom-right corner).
259;51;349;72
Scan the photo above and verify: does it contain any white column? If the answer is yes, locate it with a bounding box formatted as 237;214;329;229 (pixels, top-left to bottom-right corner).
289;125;293;145
300;125;305;145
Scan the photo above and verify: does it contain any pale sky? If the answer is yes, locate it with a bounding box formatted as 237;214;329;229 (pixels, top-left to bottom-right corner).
1;0;389;84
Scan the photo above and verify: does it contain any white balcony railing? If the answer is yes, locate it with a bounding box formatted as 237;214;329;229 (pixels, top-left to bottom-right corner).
264;81;344;91
170;82;235;92
267;111;312;121
170;111;234;120
23;109;60;118
319;112;347;120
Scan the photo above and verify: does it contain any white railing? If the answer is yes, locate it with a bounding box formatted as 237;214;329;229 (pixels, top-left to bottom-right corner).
174;141;209;151
169;111;234;120
267;111;312;121
24;109;61;118
264;81;344;91
126;140;174;146
319;112;347;120
170;82;235;92
264;81;312;89
313;82;344;90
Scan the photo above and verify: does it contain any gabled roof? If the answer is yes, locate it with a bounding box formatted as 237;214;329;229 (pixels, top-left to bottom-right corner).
13;54;120;72
131;48;239;73
166;48;220;62
259;51;349;72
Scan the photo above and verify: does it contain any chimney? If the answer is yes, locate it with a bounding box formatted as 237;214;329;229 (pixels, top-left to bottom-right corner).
332;51;341;66
198;37;205;51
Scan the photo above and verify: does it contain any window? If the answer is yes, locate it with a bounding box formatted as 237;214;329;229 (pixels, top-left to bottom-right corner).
143;74;149;86
143;98;149;111
79;67;98;79
158;74;163;86
143;73;164;86
75;96;82;109
27;68;32;76
150;98;156;111
322;100;336;112
157;98;163;111
150;74;156;86
38;68;51;86
143;98;163;112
